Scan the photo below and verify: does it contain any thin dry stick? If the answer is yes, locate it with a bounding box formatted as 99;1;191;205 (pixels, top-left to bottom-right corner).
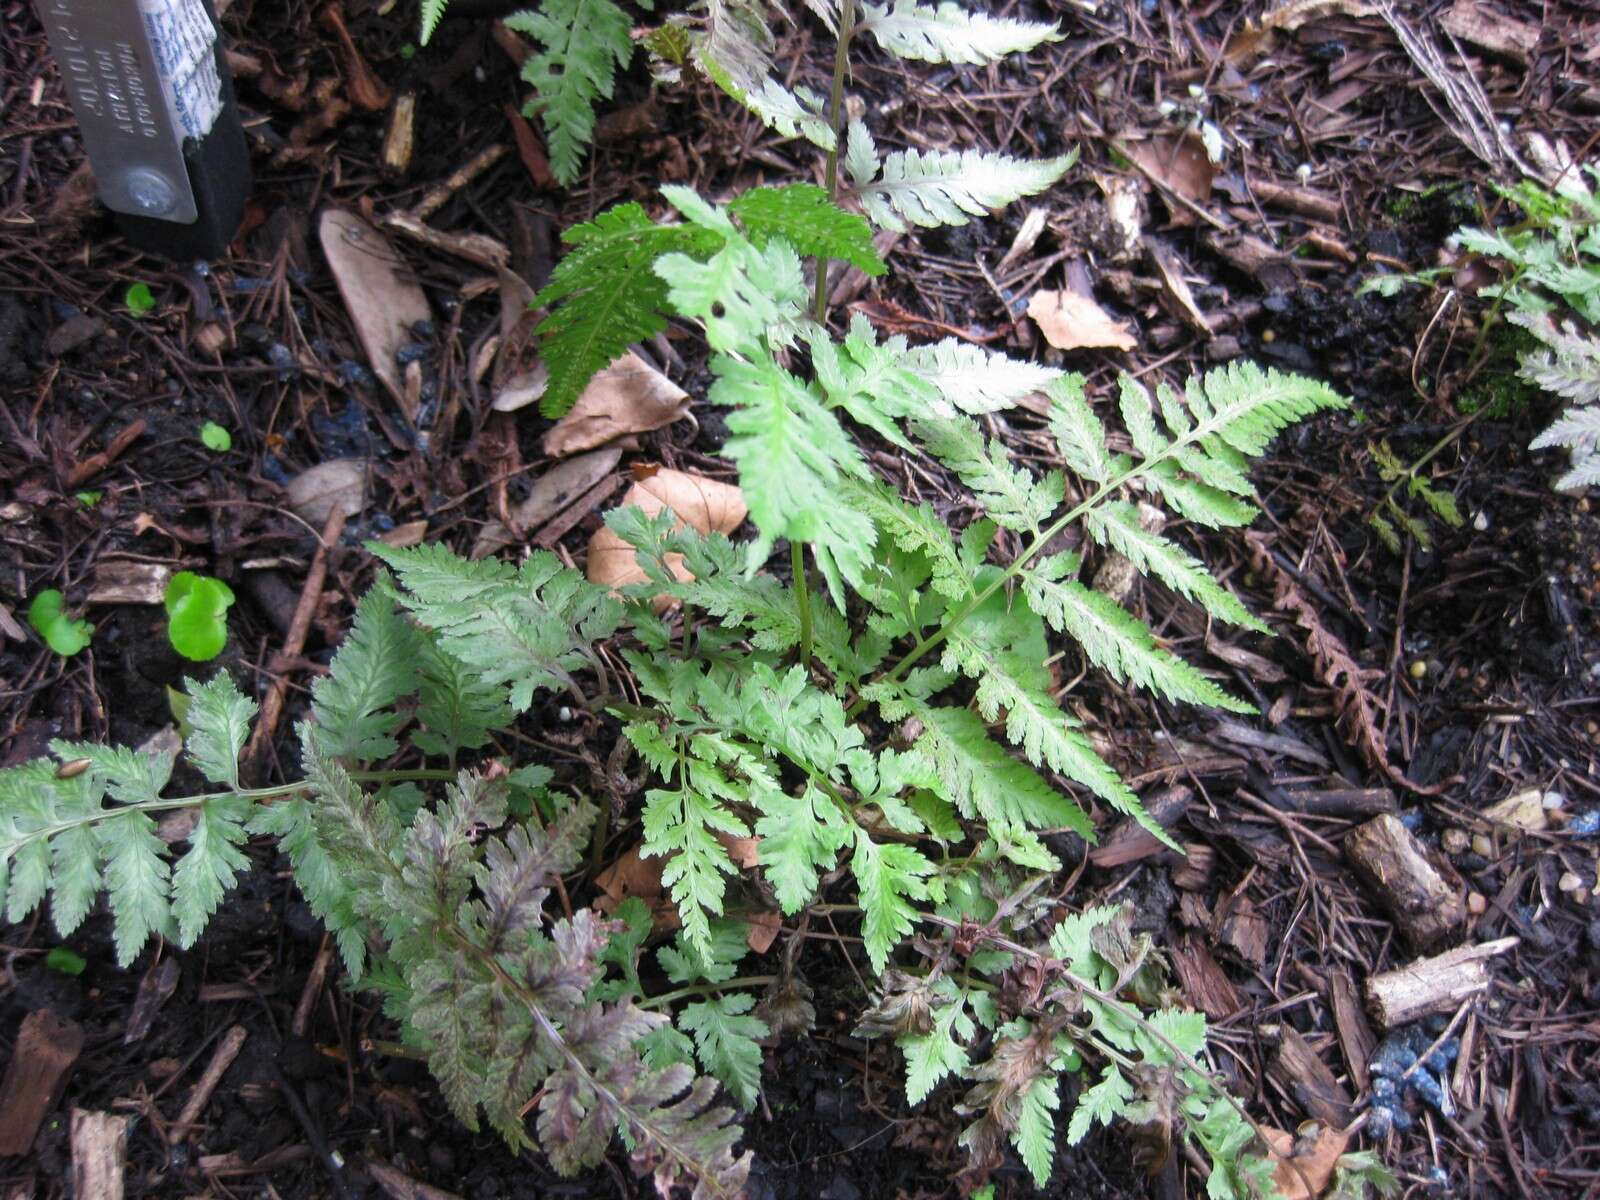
292;937;335;1038
167;1023;248;1144
244;506;347;769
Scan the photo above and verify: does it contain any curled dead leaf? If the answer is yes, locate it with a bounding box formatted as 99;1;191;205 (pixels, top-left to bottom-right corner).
543;351;690;457
1265;1124;1349;1200
286;459;369;527
1028;288;1137;352
587;467;747;599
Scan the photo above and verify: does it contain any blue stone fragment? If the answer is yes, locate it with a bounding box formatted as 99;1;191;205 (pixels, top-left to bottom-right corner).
1426;1166;1450;1189
1420;1037;1460;1071
1571;810;1600;837
1410;1070;1457;1118
1371;1076;1398;1102
1367;1104;1394;1138
1370;1038;1419;1078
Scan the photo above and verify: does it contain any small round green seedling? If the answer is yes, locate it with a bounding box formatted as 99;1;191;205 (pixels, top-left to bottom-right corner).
199;421;232;452
75;490;103;507
124;282;156;316
165;572;235;661
45;947;87;976
27;589;94;656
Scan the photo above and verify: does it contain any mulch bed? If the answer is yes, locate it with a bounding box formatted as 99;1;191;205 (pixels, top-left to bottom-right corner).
4;0;1600;1197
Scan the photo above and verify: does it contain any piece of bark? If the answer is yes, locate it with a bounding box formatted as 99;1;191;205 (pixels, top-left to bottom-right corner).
1170;842;1216;891
70;1111;128;1200
1329;968;1377;1091
124;958;180;1044
0;1010;85;1155
1364;936;1518;1029
1169;931;1241;1018
1344;813;1466;950
1269;1026;1352;1127
1088;785;1190;867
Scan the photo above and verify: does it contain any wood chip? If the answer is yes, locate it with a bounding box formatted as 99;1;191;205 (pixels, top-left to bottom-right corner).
0;1010;85;1155
1269;1026;1353;1127
87;560;171;606
1329;967;1377;1090
70;1111;128;1200
1170;931;1241;1018
1345;813;1467;950
1440;0;1539;60
1364;936;1518;1028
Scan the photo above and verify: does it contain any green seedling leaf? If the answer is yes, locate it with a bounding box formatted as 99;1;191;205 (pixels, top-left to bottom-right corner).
199;422;232;452
27;589;93;656
125;282;156;315
165;572;235;662
75;491;103;507
45;947;87;976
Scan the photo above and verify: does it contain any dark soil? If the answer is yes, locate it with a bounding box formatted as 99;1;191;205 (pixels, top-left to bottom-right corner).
6;0;1600;1197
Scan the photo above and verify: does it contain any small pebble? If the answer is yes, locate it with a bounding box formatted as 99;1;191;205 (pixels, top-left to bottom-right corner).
1544;791;1566;811
1467;892;1487;916
1370;1038;1418;1078
1400;810;1424;832
1426;1166;1450;1189
1471;833;1494;857
1473;511;1489;532
1409;659;1427;679
1411;1070;1457;1118
395;343;430;366
1569;810;1600;837
1559;871;1584;893
1441;828;1470;855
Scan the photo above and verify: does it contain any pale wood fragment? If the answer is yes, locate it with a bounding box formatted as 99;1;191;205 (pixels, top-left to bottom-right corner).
69;1111;128;1200
1364;936;1518;1029
1345;812;1466;949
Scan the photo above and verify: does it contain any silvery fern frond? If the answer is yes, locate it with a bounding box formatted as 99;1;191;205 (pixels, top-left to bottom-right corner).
857;0;1059;65
902;339;1063;415
419;0;449;44
845;120;1075;231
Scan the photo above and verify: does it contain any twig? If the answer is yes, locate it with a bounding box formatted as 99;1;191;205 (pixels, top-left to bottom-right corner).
267;1057;356;1200
167;1023;248;1144
63;420;146;489
410;144;509;221
292;937;335;1038
244;506;347;770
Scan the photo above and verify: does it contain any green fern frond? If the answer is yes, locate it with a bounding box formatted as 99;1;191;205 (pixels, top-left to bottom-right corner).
312;587;420;761
858;0;1059;65
851;828;933;972
911;414;1063;533
845;121;1075;232
372;543;622;712
729;185;886;276
680;994;768;1109
419;0;449;45
1020;555;1252;713
506;0;634;185
1083;503;1265;631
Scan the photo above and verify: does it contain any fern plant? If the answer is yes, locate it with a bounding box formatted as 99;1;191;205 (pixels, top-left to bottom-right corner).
7;1;1354;1192
1365;166;1600;491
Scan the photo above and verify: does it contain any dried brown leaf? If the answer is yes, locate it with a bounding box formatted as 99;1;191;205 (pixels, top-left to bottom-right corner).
587;468;747;596
319;210;431;416
1027;288;1136;352
543;352;689;457
1264;1124;1350;1200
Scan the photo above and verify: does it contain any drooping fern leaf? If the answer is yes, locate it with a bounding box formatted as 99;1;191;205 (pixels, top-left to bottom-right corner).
419;0;449;45
505;0;635;186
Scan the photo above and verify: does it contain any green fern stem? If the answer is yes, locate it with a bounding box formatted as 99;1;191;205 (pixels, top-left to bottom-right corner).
791;539;815;672
3;768;458;859
850;381;1315;716
638;974;779;1011
812;0;859;324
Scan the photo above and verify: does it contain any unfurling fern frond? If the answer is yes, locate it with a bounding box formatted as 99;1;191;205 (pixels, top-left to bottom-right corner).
845;120;1076;231
857;0;1059;65
505;0;635;185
